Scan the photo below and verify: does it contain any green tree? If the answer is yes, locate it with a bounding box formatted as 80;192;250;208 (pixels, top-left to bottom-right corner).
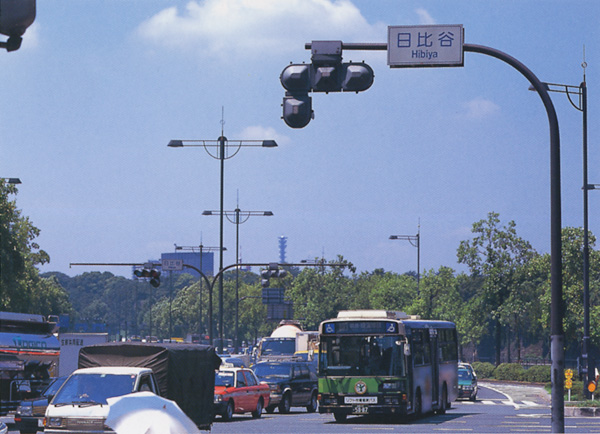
457;212;537;365
0;180;70;315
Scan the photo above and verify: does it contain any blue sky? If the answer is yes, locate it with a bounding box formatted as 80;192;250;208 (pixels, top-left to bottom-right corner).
1;0;598;279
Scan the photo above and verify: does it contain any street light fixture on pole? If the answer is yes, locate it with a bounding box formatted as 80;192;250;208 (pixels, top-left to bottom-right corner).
168;120;277;353
203;207;273;352
531;60;593;398
174;243;222;340
389;227;420;295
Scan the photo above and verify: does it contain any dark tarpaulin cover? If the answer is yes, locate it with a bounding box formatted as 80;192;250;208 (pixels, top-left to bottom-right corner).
78;342;221;429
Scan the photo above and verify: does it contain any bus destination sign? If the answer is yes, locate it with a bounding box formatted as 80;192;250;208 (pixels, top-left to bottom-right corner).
323;321;398;335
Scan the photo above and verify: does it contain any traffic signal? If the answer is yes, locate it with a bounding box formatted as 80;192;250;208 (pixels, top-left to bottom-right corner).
0;0;36;52
261;263;288;288
281;63;313;129
279;40;374;128
282;92;313;129
134;268;161;287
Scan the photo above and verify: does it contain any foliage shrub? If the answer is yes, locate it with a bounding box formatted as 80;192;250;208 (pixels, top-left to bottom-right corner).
493;363;525;381
522;365;551;383
471;362;495;379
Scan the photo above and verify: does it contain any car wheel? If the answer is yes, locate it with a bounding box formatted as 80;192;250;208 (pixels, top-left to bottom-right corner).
333;411;347;422
222;400;234;421
265;404;276;414
252;398;264;418
279;392;291;414
306;391;318;413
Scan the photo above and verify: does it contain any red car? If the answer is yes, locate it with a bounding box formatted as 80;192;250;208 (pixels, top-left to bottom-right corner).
214;367;270;420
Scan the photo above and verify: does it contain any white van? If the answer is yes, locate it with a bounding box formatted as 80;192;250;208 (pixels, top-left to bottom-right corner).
44;366;158;433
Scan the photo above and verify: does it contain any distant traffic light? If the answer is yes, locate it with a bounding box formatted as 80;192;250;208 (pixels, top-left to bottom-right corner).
261;263;288;288
134;267;161;287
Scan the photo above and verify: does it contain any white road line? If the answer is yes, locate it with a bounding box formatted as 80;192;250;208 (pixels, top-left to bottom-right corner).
483;385;520;409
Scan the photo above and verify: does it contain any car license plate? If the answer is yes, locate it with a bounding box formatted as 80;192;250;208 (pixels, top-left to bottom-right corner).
344;396;377;404
353;405;369;414
38;418;44;427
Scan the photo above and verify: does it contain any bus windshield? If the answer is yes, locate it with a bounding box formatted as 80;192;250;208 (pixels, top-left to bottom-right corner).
320;335;405;377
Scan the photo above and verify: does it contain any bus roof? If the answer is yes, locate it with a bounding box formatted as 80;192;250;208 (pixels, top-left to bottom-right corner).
336;310;420;320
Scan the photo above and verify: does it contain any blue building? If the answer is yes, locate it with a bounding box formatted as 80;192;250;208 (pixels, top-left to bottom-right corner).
160;251;215;278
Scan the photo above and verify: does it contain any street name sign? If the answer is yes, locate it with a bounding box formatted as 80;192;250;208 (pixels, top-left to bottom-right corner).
161;258;183;271
388;25;464;68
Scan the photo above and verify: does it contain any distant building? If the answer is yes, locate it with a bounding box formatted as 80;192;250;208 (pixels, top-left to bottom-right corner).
132;252;215;280
161;251;215;278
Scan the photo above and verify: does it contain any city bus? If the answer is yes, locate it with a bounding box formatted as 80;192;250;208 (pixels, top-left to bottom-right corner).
318;310;458;422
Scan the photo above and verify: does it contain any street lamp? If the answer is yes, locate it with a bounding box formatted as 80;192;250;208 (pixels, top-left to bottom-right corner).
168;122;277;352
174;243;222;340
389;227;420;295
203;207;273;352
530;62;592;397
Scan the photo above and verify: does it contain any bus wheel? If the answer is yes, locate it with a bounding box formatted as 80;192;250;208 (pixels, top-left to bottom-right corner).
414;389;422;418
437;384;448;415
333;411;347;422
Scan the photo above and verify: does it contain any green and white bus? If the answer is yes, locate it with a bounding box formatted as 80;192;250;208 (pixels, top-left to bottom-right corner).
318;310;458;422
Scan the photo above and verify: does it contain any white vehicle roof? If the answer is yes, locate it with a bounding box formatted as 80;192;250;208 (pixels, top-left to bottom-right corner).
72;366;153;375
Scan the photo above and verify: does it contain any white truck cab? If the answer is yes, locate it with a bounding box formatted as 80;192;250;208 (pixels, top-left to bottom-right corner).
44;366;158;433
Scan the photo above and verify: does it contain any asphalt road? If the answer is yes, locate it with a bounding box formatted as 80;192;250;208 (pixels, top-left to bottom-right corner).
6;382;600;433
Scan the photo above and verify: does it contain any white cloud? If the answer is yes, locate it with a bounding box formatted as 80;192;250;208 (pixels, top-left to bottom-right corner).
136;0;384;59
415;8;436;25
461;97;500;119
239;125;291;146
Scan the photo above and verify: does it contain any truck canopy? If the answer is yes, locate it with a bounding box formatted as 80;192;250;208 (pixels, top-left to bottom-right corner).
78;342;221;429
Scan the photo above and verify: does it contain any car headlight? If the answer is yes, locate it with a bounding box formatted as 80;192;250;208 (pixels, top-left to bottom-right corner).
214;395;223;403
269;384;281;393
17;405;33;416
46;417;64;428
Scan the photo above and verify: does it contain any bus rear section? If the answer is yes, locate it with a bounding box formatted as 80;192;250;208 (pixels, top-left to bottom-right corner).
317;310;458;422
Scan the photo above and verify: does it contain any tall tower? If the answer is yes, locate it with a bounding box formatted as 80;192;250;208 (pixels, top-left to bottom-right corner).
278;236;287;263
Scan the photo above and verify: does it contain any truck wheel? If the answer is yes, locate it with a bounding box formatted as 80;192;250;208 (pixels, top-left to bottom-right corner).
252;398;264;418
306;391;318;413
333;411;347;422
222;400;234;421
265;404;276;414
279;392;291;414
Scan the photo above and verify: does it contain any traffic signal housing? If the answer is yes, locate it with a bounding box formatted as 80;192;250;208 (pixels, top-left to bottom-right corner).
134;267;161;287
280;41;374;128
261;263;288;288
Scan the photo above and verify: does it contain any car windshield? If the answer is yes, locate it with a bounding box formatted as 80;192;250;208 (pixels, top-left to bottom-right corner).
44;377;67;397
253;363;291;378
458;369;473;380
52;373;137;405
261;339;295;356
215;372;234;387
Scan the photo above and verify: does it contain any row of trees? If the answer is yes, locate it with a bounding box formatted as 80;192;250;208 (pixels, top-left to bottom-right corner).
2;179;599;364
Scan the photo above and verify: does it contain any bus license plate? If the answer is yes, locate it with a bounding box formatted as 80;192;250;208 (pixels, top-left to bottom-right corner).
353;405;369;414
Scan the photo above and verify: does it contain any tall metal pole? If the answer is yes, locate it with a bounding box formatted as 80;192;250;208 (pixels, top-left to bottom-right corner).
218;134;225;353
581;77;592;396
235;208;240;353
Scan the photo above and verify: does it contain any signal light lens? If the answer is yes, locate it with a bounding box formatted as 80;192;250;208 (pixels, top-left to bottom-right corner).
588;381;597;393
